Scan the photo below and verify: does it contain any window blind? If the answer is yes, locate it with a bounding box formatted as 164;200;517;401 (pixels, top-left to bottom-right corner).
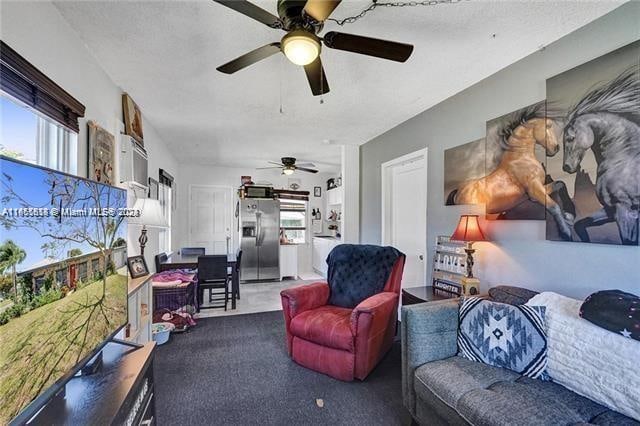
0;41;85;132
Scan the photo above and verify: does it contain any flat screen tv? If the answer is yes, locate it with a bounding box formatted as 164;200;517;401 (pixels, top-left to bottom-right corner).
0;156;128;424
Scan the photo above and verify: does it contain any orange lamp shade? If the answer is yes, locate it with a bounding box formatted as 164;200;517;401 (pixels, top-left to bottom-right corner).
451;215;487;242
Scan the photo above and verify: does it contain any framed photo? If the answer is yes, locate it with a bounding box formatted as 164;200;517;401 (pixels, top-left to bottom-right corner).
87;121;115;184
122;93;144;145
127;255;149;278
314;186;321;197
148;177;159;200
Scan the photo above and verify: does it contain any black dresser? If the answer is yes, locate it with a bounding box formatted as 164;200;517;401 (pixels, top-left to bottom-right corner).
28;341;156;425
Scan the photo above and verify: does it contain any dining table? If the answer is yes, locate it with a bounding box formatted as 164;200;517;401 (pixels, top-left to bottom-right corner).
159;252;238;310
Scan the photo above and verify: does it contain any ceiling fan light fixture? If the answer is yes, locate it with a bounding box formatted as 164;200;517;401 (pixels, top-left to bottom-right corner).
282;30;320;66
283;167;295;175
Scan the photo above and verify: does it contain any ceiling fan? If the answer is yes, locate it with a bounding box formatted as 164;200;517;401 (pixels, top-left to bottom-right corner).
214;0;414;96
257;157;319;174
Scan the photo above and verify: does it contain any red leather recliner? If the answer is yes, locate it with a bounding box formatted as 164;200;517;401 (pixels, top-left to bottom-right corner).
280;254;405;381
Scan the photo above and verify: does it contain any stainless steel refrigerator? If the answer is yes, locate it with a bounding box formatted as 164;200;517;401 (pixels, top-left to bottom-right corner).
240;199;280;281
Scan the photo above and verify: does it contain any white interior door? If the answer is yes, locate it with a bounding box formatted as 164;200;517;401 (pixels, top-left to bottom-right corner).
382;150;427;290
189;185;232;254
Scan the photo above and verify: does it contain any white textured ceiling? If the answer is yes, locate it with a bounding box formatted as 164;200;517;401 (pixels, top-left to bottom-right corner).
53;0;622;171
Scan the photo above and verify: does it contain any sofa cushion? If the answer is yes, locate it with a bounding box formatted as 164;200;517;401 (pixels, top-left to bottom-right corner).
458;297;549;379
290;305;354;351
457;376;637;426
414;356;519;409
326;244;402;308
414;357;639;426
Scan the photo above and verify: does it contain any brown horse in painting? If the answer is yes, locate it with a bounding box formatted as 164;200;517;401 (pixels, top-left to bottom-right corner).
448;104;574;239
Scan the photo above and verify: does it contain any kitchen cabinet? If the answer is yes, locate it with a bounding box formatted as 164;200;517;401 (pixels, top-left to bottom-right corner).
312;237;340;277
280;244;298;280
326;187;343;207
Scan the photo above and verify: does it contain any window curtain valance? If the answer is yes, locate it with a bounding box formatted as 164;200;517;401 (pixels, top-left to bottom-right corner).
0;41;85;132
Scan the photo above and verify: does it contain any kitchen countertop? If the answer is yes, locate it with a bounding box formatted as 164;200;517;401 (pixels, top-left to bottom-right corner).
313;235;341;241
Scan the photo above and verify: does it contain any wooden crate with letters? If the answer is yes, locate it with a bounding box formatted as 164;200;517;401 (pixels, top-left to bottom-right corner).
431;236;480;296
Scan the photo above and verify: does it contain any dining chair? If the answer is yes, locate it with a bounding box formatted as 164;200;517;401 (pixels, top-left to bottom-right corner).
228;249;242;301
181;247;206;256
197;255;229;311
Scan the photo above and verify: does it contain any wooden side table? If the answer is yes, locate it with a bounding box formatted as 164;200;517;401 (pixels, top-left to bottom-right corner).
402;285;459;306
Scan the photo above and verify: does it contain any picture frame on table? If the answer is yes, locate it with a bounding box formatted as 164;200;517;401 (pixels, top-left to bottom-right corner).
127;255;149;278
314;186;321;197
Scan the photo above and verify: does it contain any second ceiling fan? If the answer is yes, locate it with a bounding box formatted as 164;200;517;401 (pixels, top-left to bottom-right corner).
258;157;318;174
214;0;414;96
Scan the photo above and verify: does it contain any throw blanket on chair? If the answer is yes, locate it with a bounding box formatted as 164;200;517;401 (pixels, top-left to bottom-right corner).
326;244;403;308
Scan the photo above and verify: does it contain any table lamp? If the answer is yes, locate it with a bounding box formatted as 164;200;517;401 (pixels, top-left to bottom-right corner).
129;198;167;256
450;214;487;279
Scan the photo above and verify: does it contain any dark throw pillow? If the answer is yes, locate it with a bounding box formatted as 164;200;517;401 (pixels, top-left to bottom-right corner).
458;297;549;380
488;285;539;305
326;244;403;309
580;289;640;342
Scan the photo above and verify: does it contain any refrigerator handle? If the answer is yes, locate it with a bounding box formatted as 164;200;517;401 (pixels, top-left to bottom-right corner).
256;211;262;247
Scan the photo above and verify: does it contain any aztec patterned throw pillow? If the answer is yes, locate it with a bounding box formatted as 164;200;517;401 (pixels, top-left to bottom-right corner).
457;297;549;380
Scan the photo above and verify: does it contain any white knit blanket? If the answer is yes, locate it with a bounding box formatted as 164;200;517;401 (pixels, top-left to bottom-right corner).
527;292;640;421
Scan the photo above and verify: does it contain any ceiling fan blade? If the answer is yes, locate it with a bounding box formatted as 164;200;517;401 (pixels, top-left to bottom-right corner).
296;167;319;174
256;166;283;169
217;43;281;74
303;0;342;22
268;161;285;166
323;31;414;63
213;0;282;28
303;56;329;96
295;162;316;168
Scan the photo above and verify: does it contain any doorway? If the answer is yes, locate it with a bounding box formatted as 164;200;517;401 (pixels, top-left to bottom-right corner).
381;149;428;290
188;185;233;254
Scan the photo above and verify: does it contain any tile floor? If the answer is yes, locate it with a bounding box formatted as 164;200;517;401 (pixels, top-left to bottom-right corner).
195;278;320;318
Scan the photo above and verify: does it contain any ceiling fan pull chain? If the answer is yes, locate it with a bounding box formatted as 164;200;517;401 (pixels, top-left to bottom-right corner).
279;55;284;114
320;66;324;104
327;0;467;26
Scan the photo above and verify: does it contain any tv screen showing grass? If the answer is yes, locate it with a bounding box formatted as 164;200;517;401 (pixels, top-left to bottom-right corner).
0;156;128;423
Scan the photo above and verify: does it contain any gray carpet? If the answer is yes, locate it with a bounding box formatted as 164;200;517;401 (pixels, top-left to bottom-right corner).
154;310;410;425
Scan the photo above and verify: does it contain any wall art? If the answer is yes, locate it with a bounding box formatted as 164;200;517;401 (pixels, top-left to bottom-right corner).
545;41;639;245
87;120;115;184
122;93;144;145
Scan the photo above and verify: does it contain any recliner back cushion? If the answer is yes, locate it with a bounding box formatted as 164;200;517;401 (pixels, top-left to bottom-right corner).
326;244;403;308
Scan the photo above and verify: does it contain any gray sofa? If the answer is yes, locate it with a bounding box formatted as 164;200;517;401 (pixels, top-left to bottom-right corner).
401;293;639;426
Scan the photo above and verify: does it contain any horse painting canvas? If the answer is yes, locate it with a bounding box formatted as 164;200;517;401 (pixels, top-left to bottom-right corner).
444;138;485;205
446;102;569;230
546;41;639;246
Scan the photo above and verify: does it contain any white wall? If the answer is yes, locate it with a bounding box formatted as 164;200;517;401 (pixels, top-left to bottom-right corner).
0;0;179;271
341;145;360;244
175;164;336;274
360;3;640;299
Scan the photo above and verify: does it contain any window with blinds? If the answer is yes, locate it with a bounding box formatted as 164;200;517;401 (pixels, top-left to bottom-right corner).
280;199;307;244
0;41;84;174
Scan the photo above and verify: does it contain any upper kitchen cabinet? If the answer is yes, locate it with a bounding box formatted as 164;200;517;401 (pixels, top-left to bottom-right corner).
326;186;343;207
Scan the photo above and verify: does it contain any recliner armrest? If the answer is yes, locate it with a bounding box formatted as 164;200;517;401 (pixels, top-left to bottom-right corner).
401;299;459;416
350;291;398;331
280;282;330;356
280;281;330;318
